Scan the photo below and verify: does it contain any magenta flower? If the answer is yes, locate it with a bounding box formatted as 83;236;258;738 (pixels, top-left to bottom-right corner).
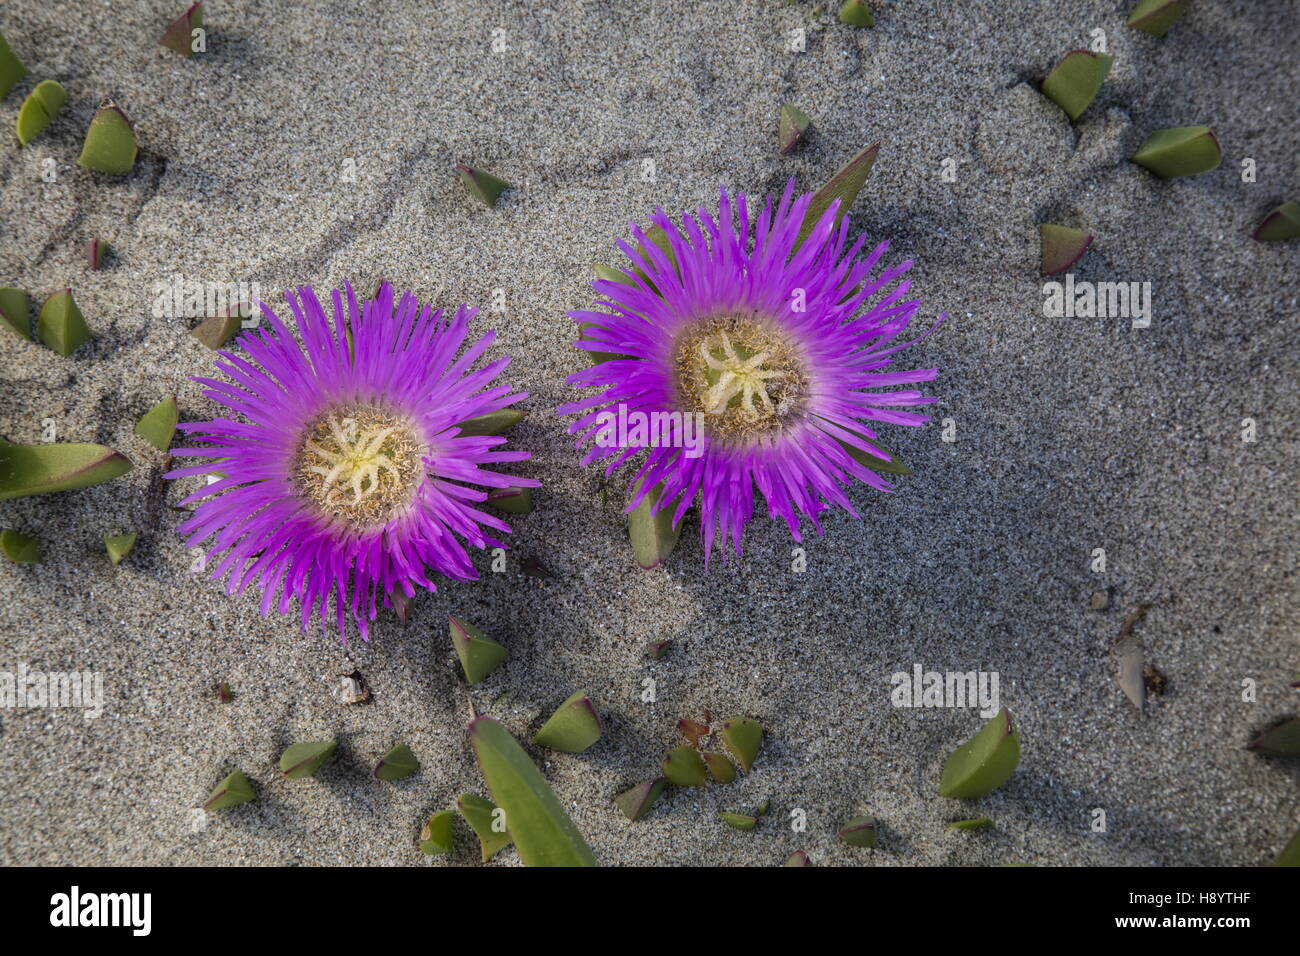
560;183;941;562
168;283;535;639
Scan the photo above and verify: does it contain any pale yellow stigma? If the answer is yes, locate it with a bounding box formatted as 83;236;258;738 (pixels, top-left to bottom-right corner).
697;330;788;419
296;405;425;526
675;315;808;442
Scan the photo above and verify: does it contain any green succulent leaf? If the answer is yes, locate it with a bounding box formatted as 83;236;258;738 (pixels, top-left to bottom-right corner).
1132;126;1221;180
1040;50;1112;122
279;740;337;779
1277;825;1300;867
783;849;812;866
778;103;812;154
160;2;205;57
643;640;672;660
468;716;598;867
0;287;29;340
78;104;138;175
190;312;243;350
720;811;758;830
1127;0;1186;37
0;30;27;101
388;587;412;625
456;164;511;208
838;814;878;846
455;408;526;437
449;615;508;684
1248;718;1300;756
0;529;40;564
485;486;533;514
16;79;67;146
105;532;137;565
938;708;1021;798
948;817;995;831
704;751;737;784
796;141;880;249
1252;202;1300;242
838;0;874;27
203;769;255;811
578;320;633;365
720;716;763;772
134;396;179;452
850;446;912;475
86;239;108;270
614;778;666;821
635;224;680;280
834;425;913;475
457;793;512;861
0;442;131;500
1039;223;1094;275
419;809;455;855
628;478;682;570
592;226;679;308
593;263;638;288
534;691;603;754
374;743;420;781
38;290;90;356
662;745;708;787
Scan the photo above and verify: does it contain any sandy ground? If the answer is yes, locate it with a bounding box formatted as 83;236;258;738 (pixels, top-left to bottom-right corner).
0;0;1296;866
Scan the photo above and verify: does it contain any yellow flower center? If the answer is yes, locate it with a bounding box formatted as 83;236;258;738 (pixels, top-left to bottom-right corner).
296;405;426;526
697;330;788;418
675;315;807;441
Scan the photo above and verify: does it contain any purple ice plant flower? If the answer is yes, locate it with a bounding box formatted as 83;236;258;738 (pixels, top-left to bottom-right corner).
167;283;536;639
560;182;942;562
